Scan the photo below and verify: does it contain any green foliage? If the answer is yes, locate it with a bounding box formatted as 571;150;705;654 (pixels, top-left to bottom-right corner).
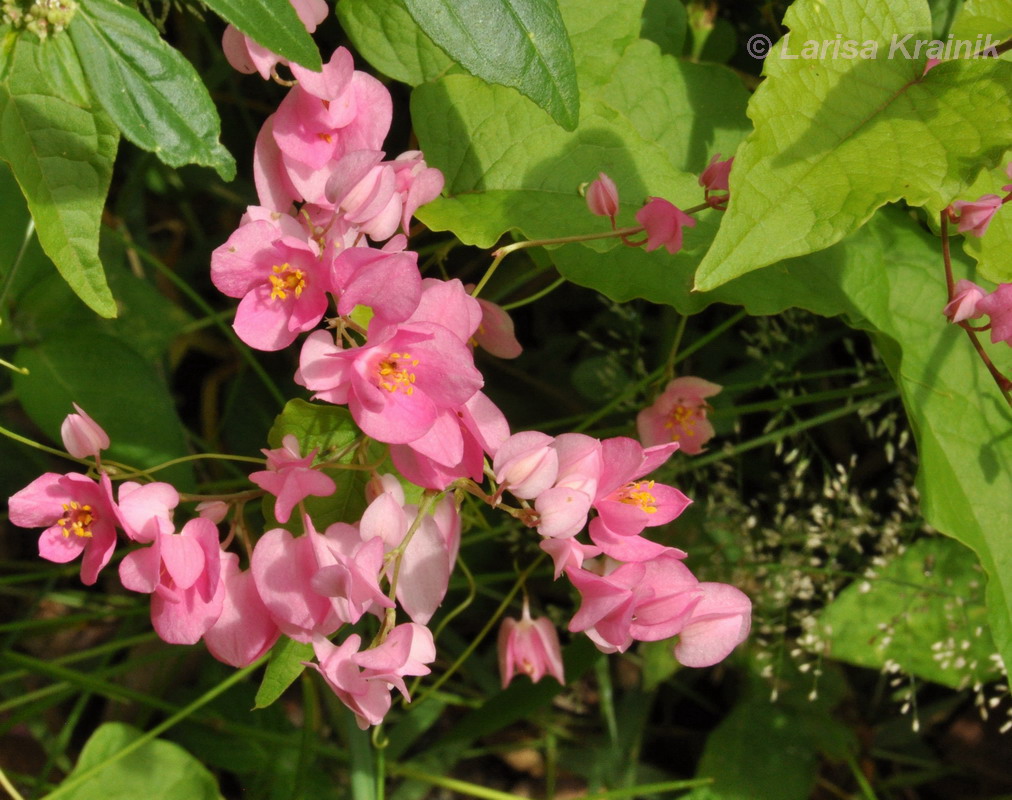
685;670;853;800
202;0;322;72
693;0;1012;291
254;637;314;709
0;32;118;317
402;0;580;130
69;0;235;180
337;0;455;85
412;0;749;312
819;537;998;688
56;722;223;800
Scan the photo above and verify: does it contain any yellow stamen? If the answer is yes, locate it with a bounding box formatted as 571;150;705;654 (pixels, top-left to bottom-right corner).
269;263;307;301
664;404;697;441
618;480;658;514
377;352;420;395
57;501;95;538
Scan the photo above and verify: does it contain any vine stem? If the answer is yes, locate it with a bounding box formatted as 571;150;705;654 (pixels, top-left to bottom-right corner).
470;201;712;300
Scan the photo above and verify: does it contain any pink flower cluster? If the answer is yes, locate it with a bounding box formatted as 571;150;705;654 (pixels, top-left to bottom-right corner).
8;33;752;725
492;431;750;672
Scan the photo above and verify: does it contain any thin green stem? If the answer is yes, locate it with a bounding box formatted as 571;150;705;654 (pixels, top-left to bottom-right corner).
40;655;267;800
662;313;688;385
0;423;83;462
672;391;898;475
0;217;34;325
0;766;26;800
0;356;28;375
501;276;567;311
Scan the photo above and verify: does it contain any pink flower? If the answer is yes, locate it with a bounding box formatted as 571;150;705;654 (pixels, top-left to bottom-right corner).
942;279;987;324
494;431;559;500
297;321;483;446
592;438;690;538
203;552;280;667
250;434;337;523
270;49;392;205
586;173;619;226
1003;162;1012;193
567;553;701;653
210;214;330;351
115;480;179;543
311;524;394;625
144;518;225;645
923;57;941;75
222;0;328;79
950;194;1003;237
636;376;722;455
473;297;523;359
60;403;109;460
498;600;565;689
635;198;696;254
673;582;751;668
977;283;1012;345
251;525;345;642
309;623;435;728
699;154;733;192
9;472;119;585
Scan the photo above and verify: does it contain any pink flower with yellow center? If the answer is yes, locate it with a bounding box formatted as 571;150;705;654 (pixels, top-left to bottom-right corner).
591;437;690;537
211;213;331;351
637;376;722;455
297;322;483;446
9;472;119;585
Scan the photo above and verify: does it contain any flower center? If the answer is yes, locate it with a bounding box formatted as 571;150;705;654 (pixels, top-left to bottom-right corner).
58;501;95;538
269;263;306;301
617;480;658;514
664;404;697;440
377;352;419;395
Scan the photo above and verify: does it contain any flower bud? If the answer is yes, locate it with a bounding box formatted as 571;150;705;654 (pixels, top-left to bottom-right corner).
60;403;110;459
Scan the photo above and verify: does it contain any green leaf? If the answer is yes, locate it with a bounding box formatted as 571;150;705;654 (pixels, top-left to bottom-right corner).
402;0;580;130
640;0;687;58
693;0;1012;291
337;0;456;85
202;0;321;71
68;0;235;180
12;330;194;488
818;538;998;688
0;34;118;317
57;722;223;800
254;637;314;709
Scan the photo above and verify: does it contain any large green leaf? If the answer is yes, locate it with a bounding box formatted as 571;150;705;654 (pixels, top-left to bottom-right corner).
402;0;580;130
693;0;1012;291
56;722;223;800
413;0;750;310
0;34;118;317
818;538;998;689
68;0;235;180
337;0;456;86
203;0;321;71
